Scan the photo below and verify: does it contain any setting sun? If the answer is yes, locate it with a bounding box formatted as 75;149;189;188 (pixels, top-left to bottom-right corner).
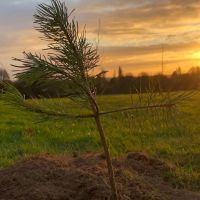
192;51;200;59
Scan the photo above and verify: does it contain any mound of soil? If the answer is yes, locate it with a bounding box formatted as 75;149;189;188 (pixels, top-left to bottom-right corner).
0;152;199;200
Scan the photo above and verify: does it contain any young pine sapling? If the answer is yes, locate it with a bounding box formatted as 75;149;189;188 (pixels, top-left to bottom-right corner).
2;0;188;199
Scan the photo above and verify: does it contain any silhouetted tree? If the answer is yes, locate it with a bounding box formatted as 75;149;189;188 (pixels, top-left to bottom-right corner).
0;68;9;81
118;66;123;78
0;68;10;92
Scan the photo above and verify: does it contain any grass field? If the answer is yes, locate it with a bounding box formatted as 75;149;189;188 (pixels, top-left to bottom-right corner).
0;93;200;191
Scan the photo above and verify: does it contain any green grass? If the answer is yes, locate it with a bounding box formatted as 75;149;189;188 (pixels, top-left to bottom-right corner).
0;93;200;191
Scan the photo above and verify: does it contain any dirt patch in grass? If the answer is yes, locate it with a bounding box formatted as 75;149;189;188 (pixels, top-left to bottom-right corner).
0;152;199;200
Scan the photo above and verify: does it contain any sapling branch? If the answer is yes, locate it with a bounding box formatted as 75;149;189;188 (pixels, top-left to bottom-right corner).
18;101;176;119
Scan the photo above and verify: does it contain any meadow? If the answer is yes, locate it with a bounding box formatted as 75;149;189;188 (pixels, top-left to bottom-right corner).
0;93;200;191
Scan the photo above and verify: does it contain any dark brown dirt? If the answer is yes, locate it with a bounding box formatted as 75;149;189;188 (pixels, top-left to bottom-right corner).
0;152;199;200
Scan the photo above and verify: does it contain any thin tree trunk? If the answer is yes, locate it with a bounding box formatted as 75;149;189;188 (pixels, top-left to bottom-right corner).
94;114;118;200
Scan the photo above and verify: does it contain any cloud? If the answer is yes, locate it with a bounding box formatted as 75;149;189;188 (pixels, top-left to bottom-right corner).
1;0;200;77
100;42;200;57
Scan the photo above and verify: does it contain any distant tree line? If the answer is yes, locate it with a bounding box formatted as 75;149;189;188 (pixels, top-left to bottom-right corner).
96;66;200;94
1;66;200;97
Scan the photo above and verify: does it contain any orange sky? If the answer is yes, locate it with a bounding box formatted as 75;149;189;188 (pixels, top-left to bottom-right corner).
1;0;200;78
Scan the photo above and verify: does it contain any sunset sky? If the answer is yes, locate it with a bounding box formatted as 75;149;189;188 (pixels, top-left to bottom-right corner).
1;0;200;78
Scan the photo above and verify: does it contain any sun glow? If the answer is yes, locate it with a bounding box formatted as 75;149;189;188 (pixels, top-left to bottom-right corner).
192;51;200;59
